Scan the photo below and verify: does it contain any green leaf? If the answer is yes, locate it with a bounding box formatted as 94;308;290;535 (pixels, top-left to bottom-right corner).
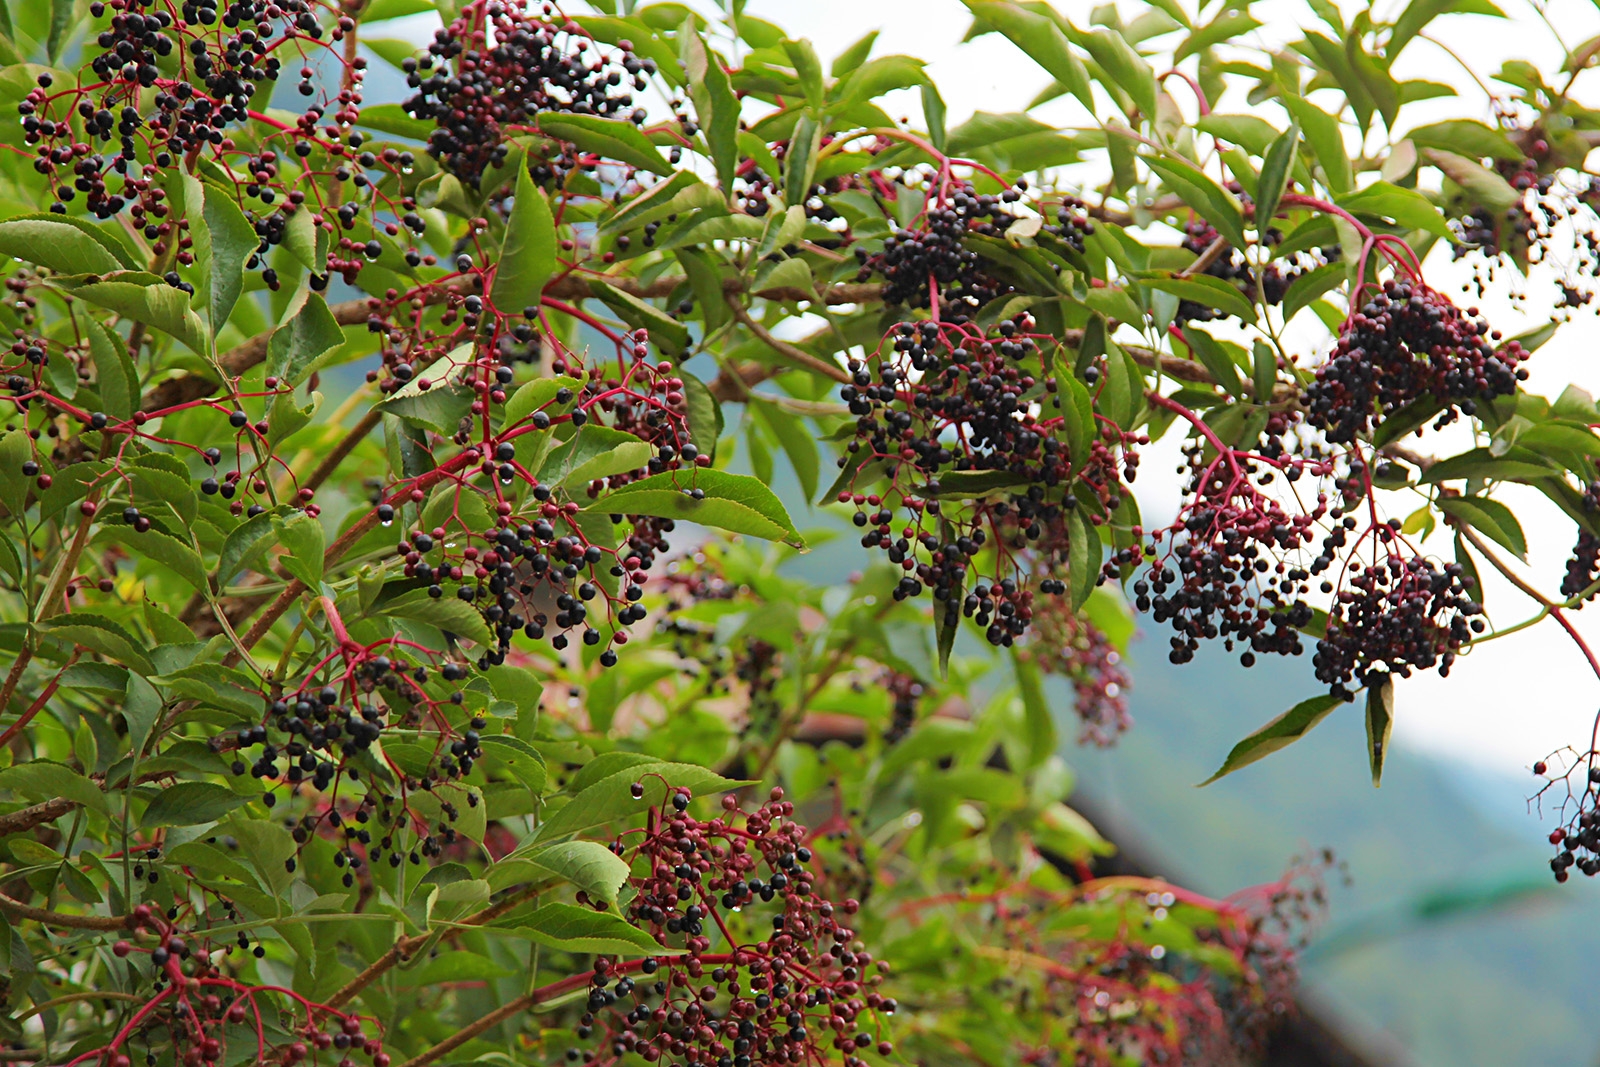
1010;650;1054;770
34;615;155;676
1081;28;1157;121
124;674;163;760
1064;506;1097;611
1421;147;1521;213
1282;95;1352;194
1144;272;1256;324
379;590;497;648
1142;155;1248;252
600;171;708;236
962;1;1093;113
93;525;207;592
509;841;630;905
1194;114;1283;156
534;761;749;842
1181;326;1245;398
586;280;691;354
266;292;345;389
0;216;127;276
0;761;108;813
142;782;250;829
1280;262;1345;324
1406;119;1522;162
203;185;258;331
681;371;723;463
1439;495;1527;559
927;470;1028;498
1201;693;1344;784
0;431;31;517
783;111;823;207
53;273;209;356
216;507;283;586
46;0;72;62
830;30;878;77
478;734;547;792
534;112;673;174
356;102;435;141
751;399;819;504
85;319;138;421
379;378;474;435
1255;121;1298;228
1338;181;1453;238
681;22;742;195
516;902;662;953
590;469;805;549
1390;0;1505;60
1251;341;1277;401
491;165;557;316
781;37;824;107
542;425;653;491
1419;446;1554;484
274;512;325;588
1365;675;1395;787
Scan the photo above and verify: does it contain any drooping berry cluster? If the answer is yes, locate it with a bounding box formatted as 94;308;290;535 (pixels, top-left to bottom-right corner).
575;786;891;1067
1312;554;1482;690
1560;481;1600;604
1025;604;1131;746
1138;434;1329;669
1304;280;1529;443
835;318;1139;646
380;330;704;668
72;907;388;1067
403;0;653;187
853;180;1091;312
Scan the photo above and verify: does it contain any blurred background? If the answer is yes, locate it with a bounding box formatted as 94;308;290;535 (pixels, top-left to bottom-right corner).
339;0;1600;1061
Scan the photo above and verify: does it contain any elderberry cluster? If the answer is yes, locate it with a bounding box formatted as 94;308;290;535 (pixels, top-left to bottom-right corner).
853;181;1090;312
578;787;890;1067
1138;442;1328;669
1026;603;1131;746
1304;280;1528;443
94;911;388;1067
836;318;1135;646
1561;481;1600;604
1312;555;1482;690
403;1;653;187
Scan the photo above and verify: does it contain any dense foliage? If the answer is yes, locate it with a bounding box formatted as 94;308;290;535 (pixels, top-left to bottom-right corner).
0;0;1596;1063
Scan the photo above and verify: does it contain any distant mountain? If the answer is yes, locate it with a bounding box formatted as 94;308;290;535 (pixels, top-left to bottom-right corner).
1064;645;1600;1067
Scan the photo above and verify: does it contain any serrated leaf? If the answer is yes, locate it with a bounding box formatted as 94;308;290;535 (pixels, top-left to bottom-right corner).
1439;495;1527;559
1142;155;1248;252
1145;272;1256;324
1181;326;1245;398
0;216;126;276
1064;506;1097;610
534;761;750;842
1337;181;1453;238
534;112;673;174
963;1;1093;112
509;841;629;905
590;469;805;549
491;166;557;317
142;782;249;829
1255;121;1298;228
203;185;258;331
1406;119;1522;162
1365;675;1395;787
94;525;207;592
515;902;661;953
275;512;325;588
1201;693;1344;784
380;590;497;648
85;319;138;421
1422;147;1521;213
265;292;345;389
586;280;690;354
0;761;108;813
1282;95;1352;194
53;273;208;355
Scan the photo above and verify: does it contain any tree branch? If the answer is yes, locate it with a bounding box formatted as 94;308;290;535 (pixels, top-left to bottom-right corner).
0;891;130;931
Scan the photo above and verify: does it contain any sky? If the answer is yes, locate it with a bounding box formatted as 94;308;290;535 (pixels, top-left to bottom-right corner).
373;0;1600;783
